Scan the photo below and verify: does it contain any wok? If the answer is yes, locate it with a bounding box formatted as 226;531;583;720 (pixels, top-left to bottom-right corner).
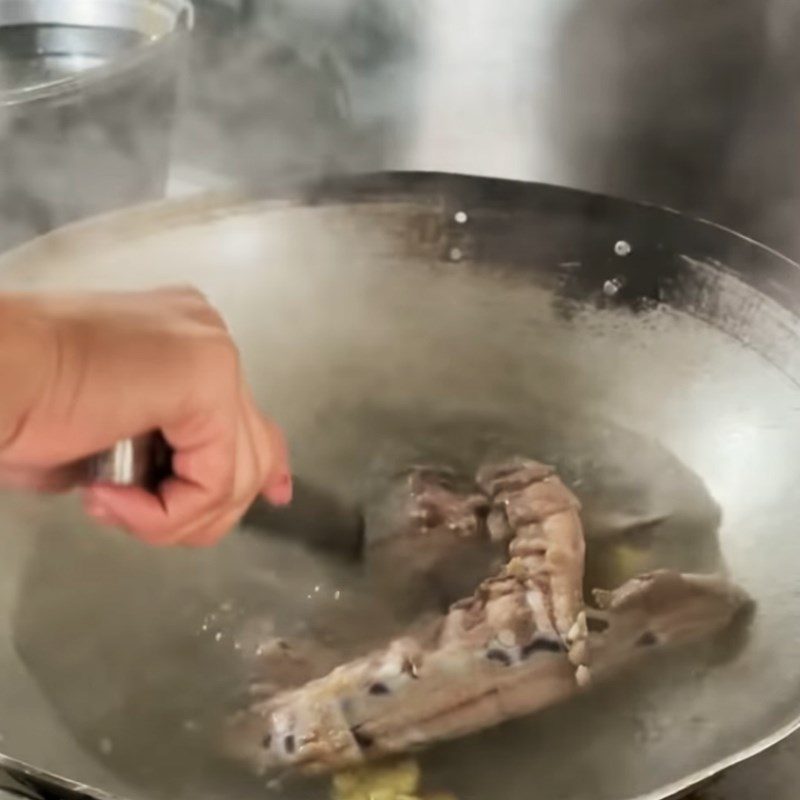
0;172;798;800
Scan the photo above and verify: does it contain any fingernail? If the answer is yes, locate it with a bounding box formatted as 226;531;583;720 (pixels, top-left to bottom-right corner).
265;473;293;506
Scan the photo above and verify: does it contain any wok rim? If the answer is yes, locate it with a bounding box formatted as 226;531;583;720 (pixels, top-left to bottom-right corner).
1;170;797;270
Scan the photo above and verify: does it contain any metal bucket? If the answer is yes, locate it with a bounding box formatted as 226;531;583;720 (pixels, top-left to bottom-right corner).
0;0;193;253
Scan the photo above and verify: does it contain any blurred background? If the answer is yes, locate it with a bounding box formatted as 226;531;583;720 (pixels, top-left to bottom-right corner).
181;0;800;262
3;0;800;258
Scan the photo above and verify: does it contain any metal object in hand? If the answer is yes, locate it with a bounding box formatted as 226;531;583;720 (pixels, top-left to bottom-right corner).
87;433;172;491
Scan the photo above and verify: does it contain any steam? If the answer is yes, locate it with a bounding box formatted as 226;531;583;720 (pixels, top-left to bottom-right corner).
3;5;800;800
174;0;800;259
0;19;178;254
175;0;423;188
3;1;799;257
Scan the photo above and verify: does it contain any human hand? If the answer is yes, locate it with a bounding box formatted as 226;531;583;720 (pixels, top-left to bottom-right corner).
0;287;291;546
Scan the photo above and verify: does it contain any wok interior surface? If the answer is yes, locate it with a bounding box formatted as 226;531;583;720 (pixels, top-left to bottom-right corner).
0;175;798;800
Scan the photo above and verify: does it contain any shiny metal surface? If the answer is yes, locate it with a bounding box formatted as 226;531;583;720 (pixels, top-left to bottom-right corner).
0;175;797;800
87;435;171;490
0;0;193;104
0;0;191;37
181;0;800;259
0;0;192;254
90;440;142;487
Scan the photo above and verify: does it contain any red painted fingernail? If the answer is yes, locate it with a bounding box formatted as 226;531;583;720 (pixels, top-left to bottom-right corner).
265;473;293;506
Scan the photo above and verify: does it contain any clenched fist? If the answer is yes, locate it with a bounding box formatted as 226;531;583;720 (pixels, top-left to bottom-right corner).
0;287;291;546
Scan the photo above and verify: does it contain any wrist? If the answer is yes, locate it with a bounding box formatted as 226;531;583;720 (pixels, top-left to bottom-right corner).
0;293;57;452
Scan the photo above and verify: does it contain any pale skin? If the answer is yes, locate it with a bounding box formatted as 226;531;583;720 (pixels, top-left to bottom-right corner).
0;286;292;547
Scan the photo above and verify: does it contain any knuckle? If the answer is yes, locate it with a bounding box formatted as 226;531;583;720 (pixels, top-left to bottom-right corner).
180;288;227;327
199;302;229;330
159;285;228;329
183;328;240;388
205;329;240;368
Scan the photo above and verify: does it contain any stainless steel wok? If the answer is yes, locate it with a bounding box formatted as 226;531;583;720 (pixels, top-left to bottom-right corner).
0;173;798;800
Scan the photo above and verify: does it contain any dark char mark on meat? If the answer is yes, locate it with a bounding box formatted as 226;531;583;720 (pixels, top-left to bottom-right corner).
486;649;512;666
586;616;610;633
521;638;567;658
636;631;658;647
351;727;375;749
